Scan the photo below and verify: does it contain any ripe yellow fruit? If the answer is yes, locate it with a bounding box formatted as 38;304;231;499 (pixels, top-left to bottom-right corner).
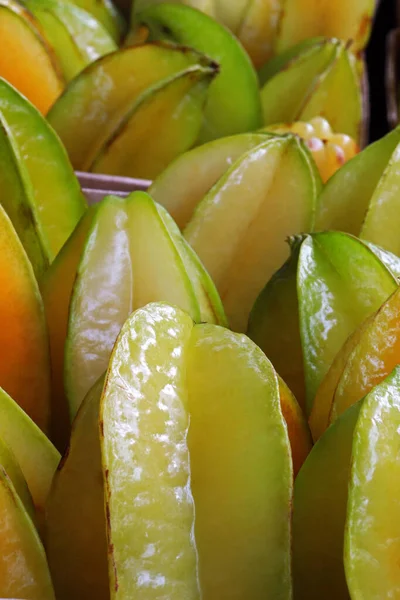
266;117;359;183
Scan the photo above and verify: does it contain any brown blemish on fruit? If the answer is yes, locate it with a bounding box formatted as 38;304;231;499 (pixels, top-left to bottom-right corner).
57;444;71;470
17;201;36;229
99;418;104;438
358;14;372;43
160;24;172;37
105;480;119;592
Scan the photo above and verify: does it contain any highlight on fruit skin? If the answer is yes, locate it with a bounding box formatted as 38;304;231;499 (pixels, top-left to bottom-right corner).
260;37;365;147
0;0;64;114
265;117;360;182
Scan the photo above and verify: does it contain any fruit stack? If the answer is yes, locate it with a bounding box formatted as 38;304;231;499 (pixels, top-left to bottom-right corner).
0;0;399;598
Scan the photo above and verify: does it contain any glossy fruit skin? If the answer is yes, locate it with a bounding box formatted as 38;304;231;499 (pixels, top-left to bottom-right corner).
0;0;64;113
331;286;400;424
311;284;400;442
41;206;97;451
0;466;55;599
275;0;375;55
24;0;117;82
89;63;217;180
261;39;365;146
68;0;125;42
150;132;270;229
0;387;60;529
0;436;35;521
65;192;198;417
266;117;359;182
100;302;293;599
100;304;200;599
302;371;400;599
184;135;320;332
65;192;226;420
187;324;292;599
248;241;305;408
249;231;397;418
309;314;373;442
359;141;400;255
316;126;400;236
278;376;313;477
297;232;397;413
0;201;51;432
293;401;360;599
134;3;263;143
0;78;87;272
48;43;215;171
133;0;282;68
345;366;400;599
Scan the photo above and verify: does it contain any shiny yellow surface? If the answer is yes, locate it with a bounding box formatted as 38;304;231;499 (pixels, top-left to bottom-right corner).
47;376;108;600
100;304;199;599
331;286;400;426
0;120;48;278
267;117;359;183
0;387;60;528
41;206;97;450
236;0;282;68
187;325;292;598
300;49;363;145
0;1;63;114
135;0;280;67
0;78;87;262
310;313;374;441
345;367;400;599
184;136;319;332
25;0;117;82
0;203;50;432
65;193;201;419
0;467;55;599
278;377;312;477
316;128;400;235
70;0;124;42
150;133;268;229
262;41;363;145
276;0;375;54
156;204;227;326
360;142;400;254
297;232;397;412
48;43;207;169
261;40;337;127
293;401;360;599
91;65;215;179
135;3;262;143
100;303;293;597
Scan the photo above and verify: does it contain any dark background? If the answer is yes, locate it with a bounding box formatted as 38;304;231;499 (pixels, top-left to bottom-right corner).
367;0;396;141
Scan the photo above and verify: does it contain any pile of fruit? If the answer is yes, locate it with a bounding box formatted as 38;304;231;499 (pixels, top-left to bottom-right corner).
0;0;400;598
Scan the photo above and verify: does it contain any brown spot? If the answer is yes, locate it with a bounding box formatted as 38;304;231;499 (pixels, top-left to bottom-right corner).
110;544;119;592
99;419;104;438
209;60;220;73
57;444;71;471
358;14;372;43
160;24;173;37
105;501;112;535
18;202;36;228
105;492;119;592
